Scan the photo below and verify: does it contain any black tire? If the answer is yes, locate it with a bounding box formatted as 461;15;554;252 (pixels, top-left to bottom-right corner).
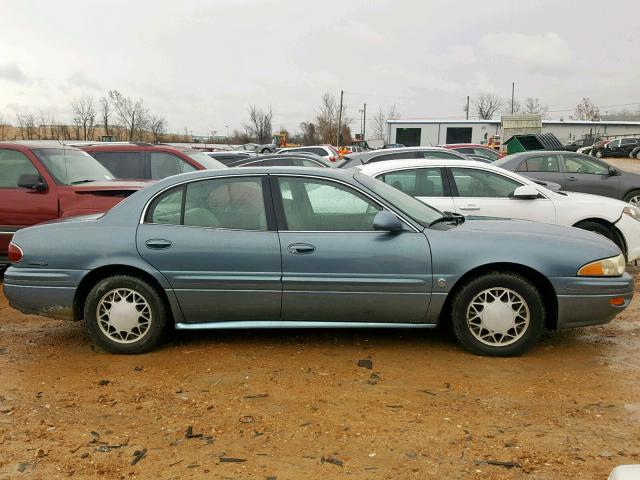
84;275;168;354
636;152;640;160
623;189;640;206
450;272;545;357
574;220;622;251
594;149;604;158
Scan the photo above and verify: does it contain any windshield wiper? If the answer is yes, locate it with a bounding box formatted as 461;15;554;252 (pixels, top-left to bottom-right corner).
429;211;466;227
70;179;97;185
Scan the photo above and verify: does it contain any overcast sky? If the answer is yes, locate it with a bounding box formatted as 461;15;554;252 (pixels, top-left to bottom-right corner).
0;0;638;136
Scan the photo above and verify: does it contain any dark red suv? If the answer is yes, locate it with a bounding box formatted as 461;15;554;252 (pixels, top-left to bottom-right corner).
80;143;225;180
0;142;149;265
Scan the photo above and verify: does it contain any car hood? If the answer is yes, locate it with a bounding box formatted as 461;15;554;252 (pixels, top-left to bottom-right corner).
456;216;620;251
427;217;622;277
552;190;627;210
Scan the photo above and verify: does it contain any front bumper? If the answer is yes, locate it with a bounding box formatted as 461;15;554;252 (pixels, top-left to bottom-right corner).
3;267;87;321
552;273;634;329
615;213;640;262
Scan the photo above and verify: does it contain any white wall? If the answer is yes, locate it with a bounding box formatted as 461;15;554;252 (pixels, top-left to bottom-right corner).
389;122;500;145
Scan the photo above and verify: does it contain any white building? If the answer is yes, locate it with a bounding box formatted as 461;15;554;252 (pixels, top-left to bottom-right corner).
386;119;640;146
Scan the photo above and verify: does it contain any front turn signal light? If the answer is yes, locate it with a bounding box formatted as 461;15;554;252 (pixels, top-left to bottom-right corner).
578;254;625;277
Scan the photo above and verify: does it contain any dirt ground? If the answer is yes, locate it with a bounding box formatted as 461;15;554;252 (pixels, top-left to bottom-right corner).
1;157;640;480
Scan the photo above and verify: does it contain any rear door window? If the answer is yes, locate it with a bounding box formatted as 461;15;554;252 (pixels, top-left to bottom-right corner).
92;151;146;179
520;155;560;172
379;168;445;197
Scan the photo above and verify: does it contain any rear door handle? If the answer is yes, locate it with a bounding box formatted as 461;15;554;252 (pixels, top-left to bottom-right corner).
459;204;480;211
145;239;173;250
287;243;316;254
566;176;577;181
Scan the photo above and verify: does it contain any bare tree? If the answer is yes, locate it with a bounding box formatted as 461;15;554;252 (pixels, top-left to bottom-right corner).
71;95;97;140
573;98;600;121
299;121;319;145
149;115;167;143
108;90;148;141
245;105;273;144
472;93;503;120
502;97;521;115
16;113;37;140
372;104;400;143
100;96;111;136
315;93;339;144
0;114;9;140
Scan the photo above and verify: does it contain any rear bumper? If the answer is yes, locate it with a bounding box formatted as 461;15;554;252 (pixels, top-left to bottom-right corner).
551;274;634;329
3;267;87;320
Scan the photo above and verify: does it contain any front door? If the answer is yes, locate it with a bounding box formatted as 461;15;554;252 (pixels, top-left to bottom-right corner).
561;154;620;198
272;175;432;323
448;167;556;223
136;176;282;323
0;148;58;257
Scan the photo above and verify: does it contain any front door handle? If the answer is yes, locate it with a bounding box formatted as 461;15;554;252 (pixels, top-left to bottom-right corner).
145;239;173;250
287;243;316;254
459;204;480;211
566;176;577;181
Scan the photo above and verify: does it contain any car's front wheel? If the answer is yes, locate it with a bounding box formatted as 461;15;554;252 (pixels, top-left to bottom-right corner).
450;272;545;356
84;275;168;354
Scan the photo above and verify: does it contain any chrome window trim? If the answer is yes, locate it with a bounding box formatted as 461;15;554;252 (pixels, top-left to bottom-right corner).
140;172;421;233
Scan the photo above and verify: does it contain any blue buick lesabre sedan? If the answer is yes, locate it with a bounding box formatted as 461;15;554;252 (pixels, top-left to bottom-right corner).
3;167;634;356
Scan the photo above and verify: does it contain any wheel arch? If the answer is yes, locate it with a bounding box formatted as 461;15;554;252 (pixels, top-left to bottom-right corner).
573;218;627;257
439;262;559;330
73;264;176;322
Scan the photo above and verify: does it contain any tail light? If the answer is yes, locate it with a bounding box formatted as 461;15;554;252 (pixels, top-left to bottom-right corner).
329;156;336;162
8;242;23;263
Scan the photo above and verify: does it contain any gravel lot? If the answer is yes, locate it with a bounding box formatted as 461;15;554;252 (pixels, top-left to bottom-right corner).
1;157;639;479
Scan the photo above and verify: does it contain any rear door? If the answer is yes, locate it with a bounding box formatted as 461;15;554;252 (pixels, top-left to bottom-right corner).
272;175;432;323
136;175;282;323
560;153;620;198
0;148;58;257
514;153;564;187
449;167;556;223
375;167;456;213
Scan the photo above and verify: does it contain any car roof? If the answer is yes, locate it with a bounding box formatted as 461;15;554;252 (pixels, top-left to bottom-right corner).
0;140;83;151
80;143;190;153
345;146;459;162
359;158;498;175
441;143;493;148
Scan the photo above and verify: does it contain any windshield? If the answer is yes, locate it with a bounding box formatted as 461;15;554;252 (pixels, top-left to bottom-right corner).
354;172;442;227
33;148;114;185
185;151;226;170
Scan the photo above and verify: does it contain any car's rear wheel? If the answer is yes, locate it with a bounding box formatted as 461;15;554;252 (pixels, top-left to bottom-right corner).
624;190;640;206
84;275;168;354
636;151;640;160
450;272;544;356
594;149;604;158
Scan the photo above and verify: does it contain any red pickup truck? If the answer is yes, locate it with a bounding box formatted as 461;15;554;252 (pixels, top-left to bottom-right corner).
0;142;149;266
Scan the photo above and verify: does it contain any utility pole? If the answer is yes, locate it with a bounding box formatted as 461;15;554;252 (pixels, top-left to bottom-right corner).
336;89;344;147
363;103;366;140
511;82;515;114
466;96;470;120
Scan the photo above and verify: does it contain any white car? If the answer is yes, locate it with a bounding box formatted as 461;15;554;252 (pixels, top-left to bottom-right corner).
360;159;640;261
276;145;340;163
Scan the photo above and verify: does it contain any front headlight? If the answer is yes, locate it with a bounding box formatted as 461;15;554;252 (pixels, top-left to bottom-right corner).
623;205;640;221
577;254;626;276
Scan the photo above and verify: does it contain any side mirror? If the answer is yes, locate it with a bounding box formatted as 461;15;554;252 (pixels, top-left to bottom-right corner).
608;166;618;176
512;185;539;199
373;211;404;232
17;174;47;192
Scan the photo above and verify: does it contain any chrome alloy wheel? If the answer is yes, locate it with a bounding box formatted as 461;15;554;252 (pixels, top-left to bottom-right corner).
97;288;152;343
628;195;640;207
466;288;530;346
